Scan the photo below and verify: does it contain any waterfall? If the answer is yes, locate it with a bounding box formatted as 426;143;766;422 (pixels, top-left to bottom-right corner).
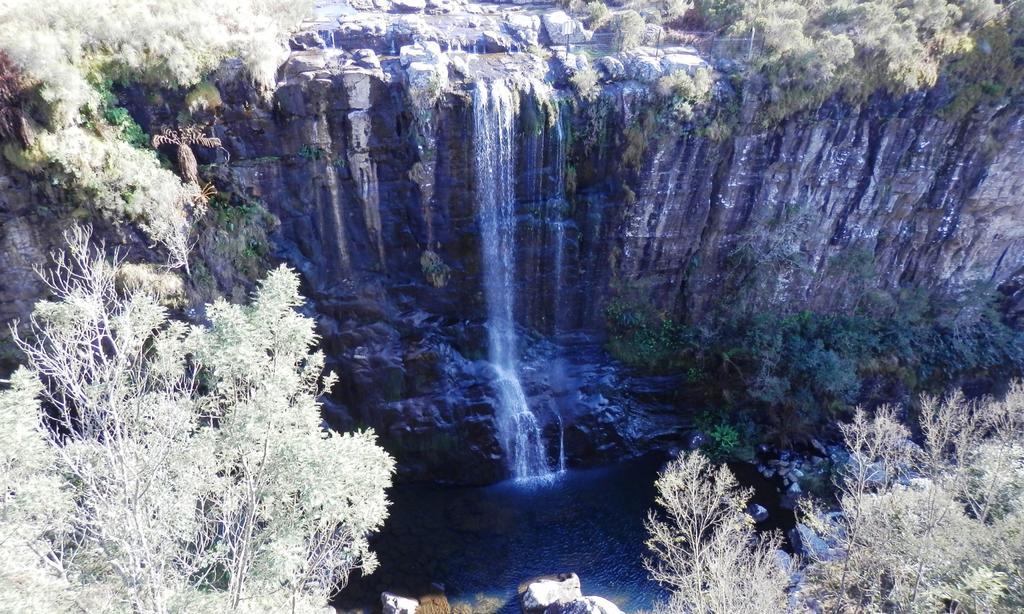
551;102;569;333
474;80;552;481
557;414;567;473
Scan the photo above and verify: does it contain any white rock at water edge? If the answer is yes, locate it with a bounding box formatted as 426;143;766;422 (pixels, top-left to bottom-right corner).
382;591;419;614
546;596;625;614
522;574;583;611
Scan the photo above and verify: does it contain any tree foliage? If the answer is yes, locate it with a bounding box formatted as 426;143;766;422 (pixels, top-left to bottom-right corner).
691;0;1013;122
606;283;1024;448
802;387;1024;612
610;10;648;51
1;228;394;613
645;452;789;613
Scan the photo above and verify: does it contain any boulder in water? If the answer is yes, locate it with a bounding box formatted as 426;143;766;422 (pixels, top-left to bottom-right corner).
545;596;625;614
382;592;419;614
521;573;583;612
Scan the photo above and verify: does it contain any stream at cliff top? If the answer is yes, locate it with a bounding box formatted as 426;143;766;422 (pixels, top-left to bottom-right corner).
334;455;668;613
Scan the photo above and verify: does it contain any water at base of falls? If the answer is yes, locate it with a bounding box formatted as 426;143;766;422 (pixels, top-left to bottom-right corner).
333;455;668;613
474;80;553;482
492;365;551;479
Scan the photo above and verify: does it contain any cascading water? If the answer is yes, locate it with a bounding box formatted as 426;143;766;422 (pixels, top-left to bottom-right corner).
557;414;567;473
551;102;569;333
474;80;552;481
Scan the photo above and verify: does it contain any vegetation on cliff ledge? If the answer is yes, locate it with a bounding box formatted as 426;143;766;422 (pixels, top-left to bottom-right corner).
607;287;1024;449
575;0;1024;125
0;0;309;267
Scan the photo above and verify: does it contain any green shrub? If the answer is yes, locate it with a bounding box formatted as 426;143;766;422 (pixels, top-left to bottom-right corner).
609;10;646;52
694;0;1019;123
660;0;692;22
694;0;745;30
707;423;739;457
656;67;713;121
4;234;395;611
570;66;601;101
584;1;611;28
608;284;1024;448
103;106;148;148
0;0;308;267
420;250;451;288
605;295;689;371
185;81;223;114
298;144;326;160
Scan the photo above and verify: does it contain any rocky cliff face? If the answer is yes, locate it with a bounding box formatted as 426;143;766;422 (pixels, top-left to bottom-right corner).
2;4;1022;483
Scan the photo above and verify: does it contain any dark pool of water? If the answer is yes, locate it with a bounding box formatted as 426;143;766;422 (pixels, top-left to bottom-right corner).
334;453;796;613
334;455;669;613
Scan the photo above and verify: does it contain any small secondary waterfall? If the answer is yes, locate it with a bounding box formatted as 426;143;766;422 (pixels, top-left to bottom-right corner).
474;80;552;481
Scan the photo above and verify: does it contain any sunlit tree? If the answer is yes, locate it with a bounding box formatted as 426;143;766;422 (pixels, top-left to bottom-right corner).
644;451;788;613
802;388;1024;612
1;227;394;613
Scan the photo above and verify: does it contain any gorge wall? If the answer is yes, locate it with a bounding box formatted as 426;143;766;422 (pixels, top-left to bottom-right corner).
2;7;1023;483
